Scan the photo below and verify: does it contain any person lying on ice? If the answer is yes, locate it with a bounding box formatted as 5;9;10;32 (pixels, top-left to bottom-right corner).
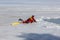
18;15;37;24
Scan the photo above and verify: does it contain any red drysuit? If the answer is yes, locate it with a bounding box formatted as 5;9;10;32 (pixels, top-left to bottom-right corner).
22;15;36;23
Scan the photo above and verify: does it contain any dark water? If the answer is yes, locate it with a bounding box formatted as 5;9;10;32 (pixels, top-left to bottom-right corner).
17;33;60;40
44;18;60;24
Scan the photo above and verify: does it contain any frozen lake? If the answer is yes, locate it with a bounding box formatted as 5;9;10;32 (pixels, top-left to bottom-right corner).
0;6;60;40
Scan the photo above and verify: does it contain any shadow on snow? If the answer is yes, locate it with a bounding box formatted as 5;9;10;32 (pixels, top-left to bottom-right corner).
16;33;60;40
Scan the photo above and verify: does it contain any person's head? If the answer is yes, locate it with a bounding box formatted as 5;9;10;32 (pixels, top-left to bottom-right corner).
18;18;23;22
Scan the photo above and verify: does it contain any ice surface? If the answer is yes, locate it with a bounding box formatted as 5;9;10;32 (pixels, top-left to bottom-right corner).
0;6;60;40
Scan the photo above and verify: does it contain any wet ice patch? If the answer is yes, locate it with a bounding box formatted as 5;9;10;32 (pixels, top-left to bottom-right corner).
42;17;60;29
44;18;60;25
